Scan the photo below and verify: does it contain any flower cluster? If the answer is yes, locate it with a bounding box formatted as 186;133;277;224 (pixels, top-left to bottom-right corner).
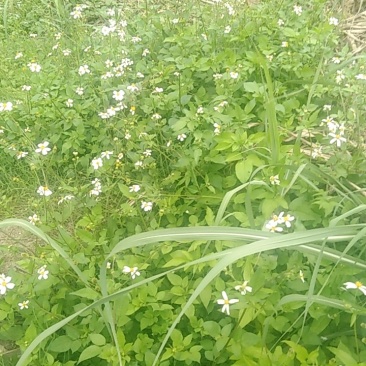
122;266;140;279
321;115;346;147
266;212;295;232
70;4;87;19
0;102;13;112
90;178;102;196
217;280;252;315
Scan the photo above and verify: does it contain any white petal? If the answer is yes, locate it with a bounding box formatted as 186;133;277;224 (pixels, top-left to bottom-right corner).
344;282;357;289
359;286;366;296
217;299;225;305
221;291;228;300
229;299;239;304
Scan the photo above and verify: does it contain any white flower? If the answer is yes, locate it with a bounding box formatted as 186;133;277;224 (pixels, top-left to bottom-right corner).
37;186;52;196
0;274;15;295
101;151;113;159
142;49;150;57
122;266;140;279
141;201;153;211
37;265;49;280
214;123;221;135
91;157;103;170
21;85;31;91
66;99;73;107
18;300;29;310
293;5;302;16
106;262;112;269
329;133;346;147
75;87;84;95
0;102;13;112
152;113;162;120
271;213;285;225
17;151;28;159
127;84;139;92
105;59;114;68
196;106;204;114
323;104;332;111
28;214;40;225
356;74;366;80
332;57;341;64
113;90;125;101
299;270;305;283
131;36;142;43
136;72;144;78
224;25;231;34
281;41;288;48
201;33;207;40
15;52;23;59
269;175;280;185
172;18;179;24
78;65;90;76
335;70;345;84
143;149;152;157
234;281;252;295
177;134;187;141
329;17;339;26
217;291;239;315
57;195;74;205
213;73;222;80
230;71;239;79
311;146;322;159
129;185;141;193
154;87;164;93
265;220;283;233
278;212;295;227
106;8;115;16
35;141;51;155
28;62;41;72
343;281;366;295
62;49;71;56
278;19;285;26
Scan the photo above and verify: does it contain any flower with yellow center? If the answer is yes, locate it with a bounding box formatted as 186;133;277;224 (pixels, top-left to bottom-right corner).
343;281;366;295
217;291;239;315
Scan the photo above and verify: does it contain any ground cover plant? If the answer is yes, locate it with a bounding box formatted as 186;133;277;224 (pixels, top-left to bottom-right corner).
1;0;366;364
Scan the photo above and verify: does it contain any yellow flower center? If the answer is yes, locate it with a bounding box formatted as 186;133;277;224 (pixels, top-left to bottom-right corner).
355;281;363;288
224;299;230;305
1;281;6;286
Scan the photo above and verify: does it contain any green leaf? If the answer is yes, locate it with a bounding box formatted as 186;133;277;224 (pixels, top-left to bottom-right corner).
328;346;358;365
235;160;253;183
244;99;256;114
89;334;106;346
78;345;101;364
48;336;73;353
71;288;100;300
199;285;212;309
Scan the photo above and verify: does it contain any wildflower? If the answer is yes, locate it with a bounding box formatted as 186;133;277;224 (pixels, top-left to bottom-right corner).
141;201;153;211
269;175;280;185
18;300;29;310
224;25;231;34
37;186;52;196
278;19;284;26
271;213;284;225
113;90;125;101
28;214;40;225
106;262;112;269
78;65;90;76
335;70;345;84
21;85;31;91
17;151;28;159
35;141;51;155
230;72;239;79
154;87;164;93
15;52;23;59
143;149;152;157
135;160;143;168
343;281;366;295
196;106;204;114
329;132;346;147
90;178;102;196
332;57;341;64
213;73;222;80
142;49;150;57
37;265;49;280
293;5;302;16
136;72;144;78
356;74;366;80
201;33;207;40
235;280;252;295
0;274;15;295
339;123;345;135
214;123;221;135
75;87;84;95
131;36;142;43
28;62;41;72
265;220;283;232
91;157;103;170
217;291;239;315
177;134;187;141
122;266;140;279
299;270;305;283
101;151;113;159
323;104;332;111
127;84;139;92
0;102;13;112
125;132;132;140
172;18;179;24
311;146;322;159
129;185;141;193
66;99;73;107
152;113;162;120
57;195;74;205
329;17;339;26
107;8;115;16
281;41;288;48
279;212;295;227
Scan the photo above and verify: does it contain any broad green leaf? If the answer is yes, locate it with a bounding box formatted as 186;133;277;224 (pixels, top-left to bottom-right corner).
71;288;100;300
78;345;101;364
48;336;73;353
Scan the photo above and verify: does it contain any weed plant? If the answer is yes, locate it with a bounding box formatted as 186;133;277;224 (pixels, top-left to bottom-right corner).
1;0;366;365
